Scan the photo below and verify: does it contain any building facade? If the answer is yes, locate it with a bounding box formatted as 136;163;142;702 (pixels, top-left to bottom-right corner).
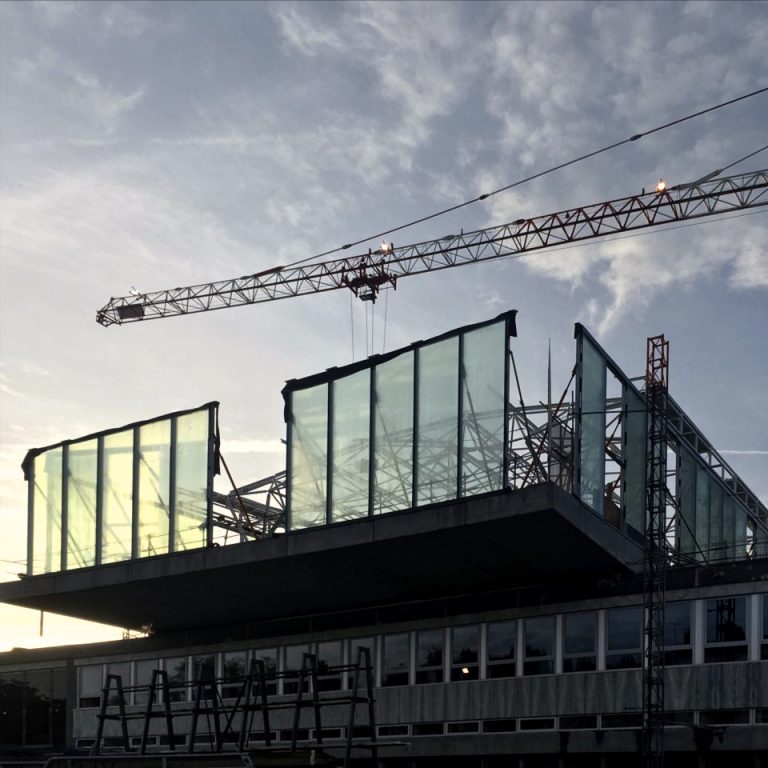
1;313;767;767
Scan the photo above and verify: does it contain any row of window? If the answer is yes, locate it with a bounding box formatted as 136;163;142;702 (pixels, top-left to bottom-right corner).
75;707;768;750
78;593;768;708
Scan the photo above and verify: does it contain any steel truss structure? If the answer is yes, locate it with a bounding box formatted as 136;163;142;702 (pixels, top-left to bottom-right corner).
642;335;669;767
97;170;768;325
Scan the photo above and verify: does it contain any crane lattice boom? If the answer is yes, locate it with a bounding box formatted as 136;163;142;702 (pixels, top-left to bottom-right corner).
96;169;768;326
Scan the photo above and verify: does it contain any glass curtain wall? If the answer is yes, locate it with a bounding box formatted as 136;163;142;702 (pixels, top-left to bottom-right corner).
374;353;414;514
578;336;606;515
288;315;511;530
27;403;216;575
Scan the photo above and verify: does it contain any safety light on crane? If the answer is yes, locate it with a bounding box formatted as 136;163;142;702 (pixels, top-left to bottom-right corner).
655;179;667;194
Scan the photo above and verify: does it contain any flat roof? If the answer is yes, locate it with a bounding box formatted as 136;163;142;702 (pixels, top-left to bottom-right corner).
0;483;642;632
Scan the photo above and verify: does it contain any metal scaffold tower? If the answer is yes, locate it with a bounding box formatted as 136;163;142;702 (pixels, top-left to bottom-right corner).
642;335;669;767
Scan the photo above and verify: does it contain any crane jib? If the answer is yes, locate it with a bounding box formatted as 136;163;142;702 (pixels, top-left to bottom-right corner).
95;169;768;326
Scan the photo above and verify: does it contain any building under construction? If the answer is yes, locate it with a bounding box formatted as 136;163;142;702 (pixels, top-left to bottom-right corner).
1;310;767;768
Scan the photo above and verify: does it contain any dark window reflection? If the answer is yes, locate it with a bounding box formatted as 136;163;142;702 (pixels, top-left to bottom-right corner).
382;634;409;687
524;617;554;675
707;597;746;643
316;641;343;691
563;612;596;673
487;621;516;679
606;607;642;669
416;629;443;684
451;625;479;681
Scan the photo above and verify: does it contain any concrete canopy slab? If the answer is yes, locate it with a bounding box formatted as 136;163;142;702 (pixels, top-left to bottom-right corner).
0;483;642;632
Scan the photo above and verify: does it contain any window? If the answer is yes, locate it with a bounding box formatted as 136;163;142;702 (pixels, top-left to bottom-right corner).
253;648;278;696
134;659;160;707
221;652;247;700
664;601;692;666
382;634;409;687
416;629;444;684
524;616;554;675
165;656;188;702
78;665;102;708
762;594;768;661
191;653;216;698
316;641;343;691
283;645;310;695
486;620;516;679
347;638;376;689
699;709;750;726
605;607;642;669
602;713;642;729
705;597;748;662
105;662;130;705
560;715;597;730
451;625;479;681
563;612;596;672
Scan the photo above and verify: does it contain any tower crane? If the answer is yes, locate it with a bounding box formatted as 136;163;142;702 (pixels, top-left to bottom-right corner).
96;168;767;326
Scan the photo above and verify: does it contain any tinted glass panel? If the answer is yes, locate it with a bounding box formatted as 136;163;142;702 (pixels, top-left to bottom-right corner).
33;448;62;574
66;439;98;569
316;641;343;691
461;322;505;496
579;336;606;515
290;386;328;529
106;662;130;705
624;388;646;534
0;672;24;744
525;617;554;658
253;648;278;696
763;594;768;640
137;419;171;557
374;352;414;514
706;597;747;643
175;410;209;551
488;621;515;661
606;607;642;650
564;612;596;654
452;625;479;665
348;638;375;688
165;656;187;702
382;634;409;687
25;669;51;745
416;629;443;684
134;659;160;706
101;429;134;564
79;665;102;708
417;338;459;505
331;370;370;522
524;617;554;675
665;602;692;647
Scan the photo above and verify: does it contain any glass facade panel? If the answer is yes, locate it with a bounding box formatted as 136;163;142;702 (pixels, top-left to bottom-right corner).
680;448;698;558
289;386;328;529
579;337;606;515
606;606;642;669
317;640;343;691
416;629;444;684
762;594;768;660
33;448;62;574
624;388;646;535
451;625;479;681
25;669;51;745
487;620;516;678
102;429;134;564
374;352;414;514
284;644;310;695
524;617;554;675
137;420;171;558
66;439;98;569
461;323;505;496
134;659;160;707
417;338;459;505
331;371;370;522
563;612;596;673
253;648;278;696
78;665;102;708
175;410;209;551
705;596;747;662
222;651;247;695
382;633;409;687
165;656;187;702
664;601;692;665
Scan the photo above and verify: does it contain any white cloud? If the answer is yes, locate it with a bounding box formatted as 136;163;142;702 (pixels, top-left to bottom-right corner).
101;2;151;38
12;47;145;136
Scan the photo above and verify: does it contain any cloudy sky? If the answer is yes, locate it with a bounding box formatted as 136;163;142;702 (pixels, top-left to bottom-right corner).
1;0;766;651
